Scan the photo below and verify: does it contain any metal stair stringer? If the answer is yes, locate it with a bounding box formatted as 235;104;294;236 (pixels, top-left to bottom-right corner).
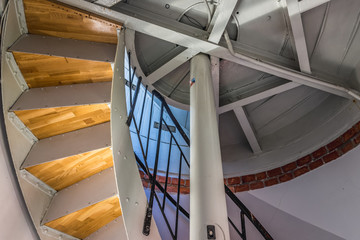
110;28;161;240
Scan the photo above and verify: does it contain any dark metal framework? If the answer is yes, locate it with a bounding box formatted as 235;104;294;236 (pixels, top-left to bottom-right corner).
124;52;273;240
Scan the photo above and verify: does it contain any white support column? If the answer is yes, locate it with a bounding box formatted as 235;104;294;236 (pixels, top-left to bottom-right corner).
211;56;220;123
190;54;230;240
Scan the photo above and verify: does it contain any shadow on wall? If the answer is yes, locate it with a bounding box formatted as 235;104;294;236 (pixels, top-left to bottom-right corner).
0;84;39;240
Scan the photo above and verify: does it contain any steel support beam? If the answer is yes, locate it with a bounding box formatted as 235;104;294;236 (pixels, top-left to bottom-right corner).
225;39;299;69
111;29;160;239
124;29;198;85
21;123;111;168
233;107;261;153
208;0;238;43
42;167;117;224
219;82;300;114
9;34;116;62
10;82;111;111
147;49;198;84
56;0;360;101
286;0;312;73
299;0;331;13
93;0;122;7
190;54;230;240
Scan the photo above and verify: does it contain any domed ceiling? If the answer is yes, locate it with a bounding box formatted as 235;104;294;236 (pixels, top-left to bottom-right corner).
78;0;360;175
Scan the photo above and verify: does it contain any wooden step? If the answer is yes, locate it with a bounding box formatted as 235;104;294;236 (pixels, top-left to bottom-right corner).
9;34;116;62
84;216;127;240
46;196;122;239
21;122;110;169
12;52;113;88
14;104;110;139
42;168;121;239
23;0;121;44
10;82;111;111
26;147;113;191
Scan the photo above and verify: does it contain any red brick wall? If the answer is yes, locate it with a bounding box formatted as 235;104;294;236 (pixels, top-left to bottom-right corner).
140;121;360;194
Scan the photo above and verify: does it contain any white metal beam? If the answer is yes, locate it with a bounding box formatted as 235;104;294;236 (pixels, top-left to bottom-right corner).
208;0;238;43
42;167;117;224
147;49;198;84
111;29;161;239
286;0;312;74
93;0;122;7
10;82;111;111
226;39;299;69
9;34;116;62
299;0;331;13
56;0;360;101
219;82;301;114
233;107;261;154
21;122;111;168
124;29;198;85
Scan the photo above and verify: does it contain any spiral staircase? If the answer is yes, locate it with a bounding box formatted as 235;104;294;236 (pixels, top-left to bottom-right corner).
2;0;360;239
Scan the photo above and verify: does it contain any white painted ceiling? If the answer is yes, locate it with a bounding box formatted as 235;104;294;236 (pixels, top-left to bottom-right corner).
95;0;360;175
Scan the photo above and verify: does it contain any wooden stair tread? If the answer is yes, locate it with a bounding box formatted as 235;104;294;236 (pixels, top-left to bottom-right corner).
26;147;113;191
13;52;113;88
23;0;120;44
14;104;110;139
45;196;122;239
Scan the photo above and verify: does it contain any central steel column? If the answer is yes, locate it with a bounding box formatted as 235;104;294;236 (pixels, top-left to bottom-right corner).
190;54;230;240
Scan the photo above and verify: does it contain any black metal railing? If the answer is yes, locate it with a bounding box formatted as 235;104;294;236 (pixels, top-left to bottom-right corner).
124;52;273;240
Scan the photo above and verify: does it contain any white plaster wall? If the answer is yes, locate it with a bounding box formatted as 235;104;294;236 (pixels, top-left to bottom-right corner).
250;145;360;240
0;118;38;240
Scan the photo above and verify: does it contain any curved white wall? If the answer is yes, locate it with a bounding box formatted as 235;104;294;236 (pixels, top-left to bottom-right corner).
250;145;360;240
0;118;38;240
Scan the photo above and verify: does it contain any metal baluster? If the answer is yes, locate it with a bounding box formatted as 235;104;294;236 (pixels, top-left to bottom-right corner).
241;211;246;240
228;217;242;239
136;154;189;218
162;120;190;168
145;93;154;160
154;193;175;239
128;52;132;107
139;85;148;131
174;153;183;239
126;76;142;126
143;103;164;236
162;136;173;210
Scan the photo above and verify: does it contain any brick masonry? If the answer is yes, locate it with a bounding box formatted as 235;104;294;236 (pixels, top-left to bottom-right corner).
140;121;360;194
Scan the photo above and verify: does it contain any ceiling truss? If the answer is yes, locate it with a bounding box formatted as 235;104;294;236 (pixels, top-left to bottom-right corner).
55;0;347;154
56;0;358;100
285;0;312;73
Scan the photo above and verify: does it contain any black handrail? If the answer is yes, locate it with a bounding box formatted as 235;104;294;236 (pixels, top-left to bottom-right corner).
124;66;273;240
152;90;273;240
